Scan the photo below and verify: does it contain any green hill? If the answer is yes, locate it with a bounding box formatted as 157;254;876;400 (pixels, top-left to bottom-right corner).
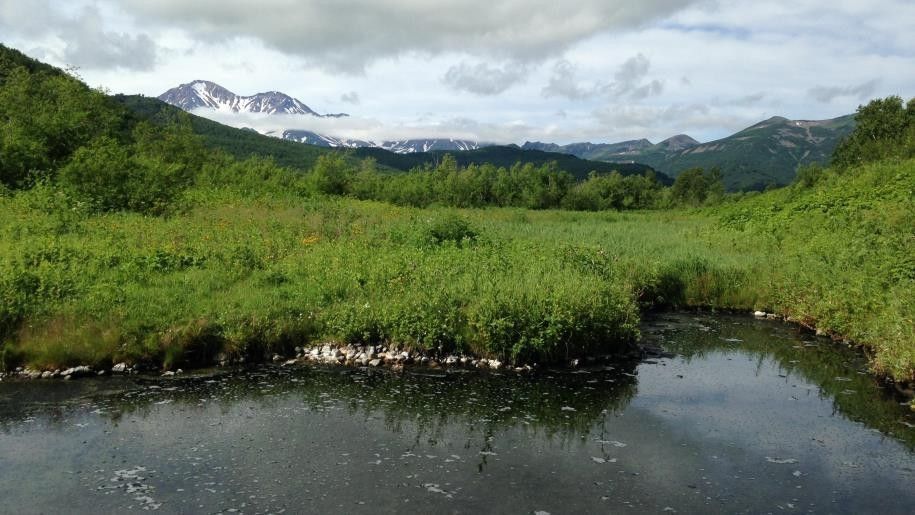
526;116;856;191
640;115;856;190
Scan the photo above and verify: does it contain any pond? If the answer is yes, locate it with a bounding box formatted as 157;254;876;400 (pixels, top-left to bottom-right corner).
1;313;913;513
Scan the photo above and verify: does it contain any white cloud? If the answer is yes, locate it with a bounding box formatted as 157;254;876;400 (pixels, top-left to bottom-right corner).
193;108;645;146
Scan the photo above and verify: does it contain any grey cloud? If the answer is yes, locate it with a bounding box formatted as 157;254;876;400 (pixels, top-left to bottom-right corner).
602;53;663;99
615;53;650;86
545;54;663;101
730;92;765;106
443;61;529;95
630;79;664;99
0;2;157;71
542;60;597;100
61;7;157;71
809;79;879;103
341;91;361;104
114;0;698;72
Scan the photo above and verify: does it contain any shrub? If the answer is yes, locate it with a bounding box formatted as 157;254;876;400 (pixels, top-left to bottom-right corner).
58;136;192;214
423;213;479;246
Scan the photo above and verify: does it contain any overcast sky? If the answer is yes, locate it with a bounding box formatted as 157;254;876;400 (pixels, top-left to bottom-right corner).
2;0;913;144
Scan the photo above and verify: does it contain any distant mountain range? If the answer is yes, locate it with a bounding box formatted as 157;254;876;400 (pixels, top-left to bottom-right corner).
159;80;856;189
523;117;855;190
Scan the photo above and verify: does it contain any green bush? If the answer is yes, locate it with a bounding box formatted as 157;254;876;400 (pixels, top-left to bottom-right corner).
58;135;193;214
423;214;479;246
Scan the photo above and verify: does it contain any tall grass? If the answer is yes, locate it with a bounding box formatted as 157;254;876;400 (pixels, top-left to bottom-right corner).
1;158;912;380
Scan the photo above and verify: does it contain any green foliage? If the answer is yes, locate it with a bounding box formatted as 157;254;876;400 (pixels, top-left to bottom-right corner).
423;213;479;246
311;153;352;195
352;144;659;181
335;156;662;211
794;163;827;187
0;65;121;187
713;157;915;379
562;171;662;211
57;124;200;214
833;96;915;168
669;167;725;206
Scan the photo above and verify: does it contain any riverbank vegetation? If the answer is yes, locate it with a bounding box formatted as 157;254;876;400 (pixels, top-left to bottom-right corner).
0;44;912;381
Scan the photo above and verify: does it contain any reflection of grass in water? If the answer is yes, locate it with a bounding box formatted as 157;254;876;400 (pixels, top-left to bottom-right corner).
645;314;915;450
0;316;915;451
0;364;639;448
2;315;912;452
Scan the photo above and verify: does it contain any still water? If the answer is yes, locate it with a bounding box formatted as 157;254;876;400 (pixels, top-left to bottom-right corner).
1;313;913;514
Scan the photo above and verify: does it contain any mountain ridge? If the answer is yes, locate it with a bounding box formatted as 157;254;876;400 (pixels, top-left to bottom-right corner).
158;80;349;117
523;115;854;190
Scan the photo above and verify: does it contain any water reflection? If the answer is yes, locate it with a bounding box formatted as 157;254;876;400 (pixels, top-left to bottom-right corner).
0;313;913;514
643;314;915;449
0;361;641;445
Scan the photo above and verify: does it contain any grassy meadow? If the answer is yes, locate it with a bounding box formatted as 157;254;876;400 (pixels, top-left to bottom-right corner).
1;156;912;380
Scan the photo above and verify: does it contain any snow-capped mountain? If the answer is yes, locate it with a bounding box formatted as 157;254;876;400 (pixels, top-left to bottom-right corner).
158;80;348;117
282;130;483;153
160;81;487;154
